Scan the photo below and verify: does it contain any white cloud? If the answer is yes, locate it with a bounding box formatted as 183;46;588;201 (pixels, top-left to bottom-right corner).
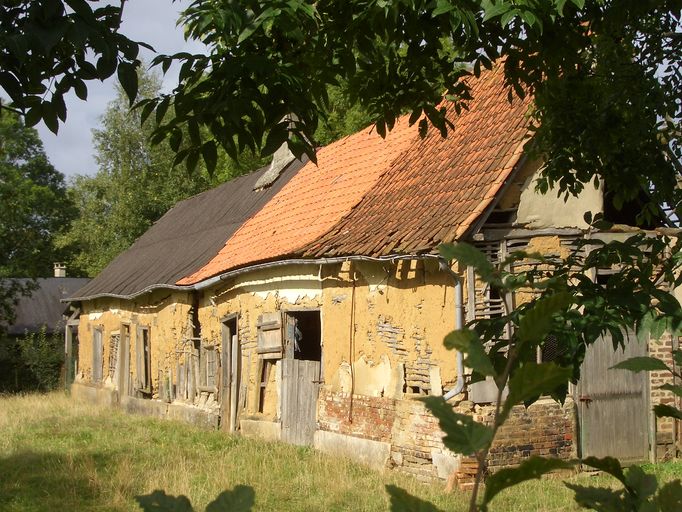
37;0;206;179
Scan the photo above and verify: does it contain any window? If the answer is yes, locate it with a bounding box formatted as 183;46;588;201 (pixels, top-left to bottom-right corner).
108;331;120;380
92;327;103;383
199;342;218;391
257;360;274;413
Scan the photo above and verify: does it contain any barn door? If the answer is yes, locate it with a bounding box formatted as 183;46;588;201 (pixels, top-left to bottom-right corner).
281;311;322;446
221;316;240;432
117;324;131;398
577;330;649;462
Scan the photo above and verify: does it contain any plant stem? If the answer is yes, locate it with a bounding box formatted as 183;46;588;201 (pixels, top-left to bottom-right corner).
468;344;517;512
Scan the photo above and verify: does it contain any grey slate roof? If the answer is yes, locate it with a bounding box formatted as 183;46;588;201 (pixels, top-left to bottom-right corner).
4;278;90;335
67;159;305;301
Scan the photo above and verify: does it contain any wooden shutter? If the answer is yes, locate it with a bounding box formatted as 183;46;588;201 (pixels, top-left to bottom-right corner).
136;326;144;392
92;328;103;383
257;312;283;359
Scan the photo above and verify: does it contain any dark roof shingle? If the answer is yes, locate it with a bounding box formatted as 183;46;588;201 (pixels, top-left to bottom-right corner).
68;159;305;301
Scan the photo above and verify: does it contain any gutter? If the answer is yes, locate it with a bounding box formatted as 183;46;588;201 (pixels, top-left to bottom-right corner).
65;253;443;302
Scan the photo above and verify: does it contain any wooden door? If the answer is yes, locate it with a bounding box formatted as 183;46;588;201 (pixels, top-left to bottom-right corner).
281;313;322;446
221;318;240;432
117;324;131;398
577;330;649;462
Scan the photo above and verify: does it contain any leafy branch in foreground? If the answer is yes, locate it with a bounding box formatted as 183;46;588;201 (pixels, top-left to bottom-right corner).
142;1;679;233
401;233;682;511
1;0;147;133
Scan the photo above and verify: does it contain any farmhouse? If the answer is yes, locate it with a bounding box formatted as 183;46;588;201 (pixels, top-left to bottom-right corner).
66;67;679;481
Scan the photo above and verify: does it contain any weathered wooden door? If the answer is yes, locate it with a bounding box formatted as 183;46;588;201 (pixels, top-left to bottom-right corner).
577;330;649;462
117;324;131;398
281;313;322;446
221;318;240;432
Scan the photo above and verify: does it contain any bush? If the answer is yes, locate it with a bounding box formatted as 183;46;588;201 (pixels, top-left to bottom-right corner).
17;327;64;391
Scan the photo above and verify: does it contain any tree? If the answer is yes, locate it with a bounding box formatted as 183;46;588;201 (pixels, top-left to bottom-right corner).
0;0;143;132
58;70;207;276
0;111;76;323
143;0;680;224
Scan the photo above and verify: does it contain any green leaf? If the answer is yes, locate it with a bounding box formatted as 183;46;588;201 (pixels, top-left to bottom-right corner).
660;384;682;398
501;363;571;423
581;456;627;484
483;457;574;507
42;101;59;134
438;243;496;283
135;490;194;511
73;78;88;101
185;149;200;175
117;61;139;106
156;97;170;126
654;404;682;421
673;350;682;368
570;0;586;9
52;93;66;122
565;483;625;512
625;465;657;500
482;0;511;22
205;486;255;512
238;24;258;44
385;485;444;512
0;71;22;103
432;1;455;17
422;397;493;455
443;330;496;376
637;311;655;342
96;56;117;79
201;140;218;176
657;480;682;510
24;106;42;128
611;357;670;373
517;292;572;345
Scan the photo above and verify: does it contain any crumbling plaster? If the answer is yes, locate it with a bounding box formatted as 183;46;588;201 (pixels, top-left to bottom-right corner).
197;259;460;421
510;159;603;229
77;290;194;397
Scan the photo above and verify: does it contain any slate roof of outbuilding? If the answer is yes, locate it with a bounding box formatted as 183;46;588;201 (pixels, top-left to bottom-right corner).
3;278;90;335
68;159;305;301
179;66;531;285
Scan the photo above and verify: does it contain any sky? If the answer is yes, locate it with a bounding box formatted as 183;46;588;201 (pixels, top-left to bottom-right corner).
36;0;205;178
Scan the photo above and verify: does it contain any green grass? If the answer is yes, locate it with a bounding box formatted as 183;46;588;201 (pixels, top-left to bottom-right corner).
0;392;680;511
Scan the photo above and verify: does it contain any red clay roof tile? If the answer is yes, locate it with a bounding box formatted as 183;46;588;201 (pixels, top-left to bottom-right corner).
178;66;531;285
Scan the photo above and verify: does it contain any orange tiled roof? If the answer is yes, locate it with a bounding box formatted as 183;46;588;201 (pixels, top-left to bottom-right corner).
178;66;531;285
177;114;417;285
302;68;531;257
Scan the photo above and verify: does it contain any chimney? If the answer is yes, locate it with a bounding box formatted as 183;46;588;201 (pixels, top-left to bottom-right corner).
53;262;66;278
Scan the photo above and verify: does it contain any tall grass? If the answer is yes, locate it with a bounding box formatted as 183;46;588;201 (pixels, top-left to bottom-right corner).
0;393;680;511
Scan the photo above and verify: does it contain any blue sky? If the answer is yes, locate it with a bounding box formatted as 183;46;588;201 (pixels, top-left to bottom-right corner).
37;0;205;178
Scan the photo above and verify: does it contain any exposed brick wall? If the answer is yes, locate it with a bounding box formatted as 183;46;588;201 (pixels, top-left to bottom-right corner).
318;390;396;443
649;334;678;458
318;390;576;480
470;399;575;470
391;398;448;480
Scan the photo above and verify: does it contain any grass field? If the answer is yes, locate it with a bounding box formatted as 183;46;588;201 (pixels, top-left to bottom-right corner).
1;392;680;511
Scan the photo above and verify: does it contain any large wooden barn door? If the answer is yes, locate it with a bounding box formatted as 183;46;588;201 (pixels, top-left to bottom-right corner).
220;316;240;432
281;311;322;446
117;324;131;398
577;330;649;462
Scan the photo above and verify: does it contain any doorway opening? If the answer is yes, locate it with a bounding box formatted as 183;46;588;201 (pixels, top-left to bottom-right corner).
289;310;321;361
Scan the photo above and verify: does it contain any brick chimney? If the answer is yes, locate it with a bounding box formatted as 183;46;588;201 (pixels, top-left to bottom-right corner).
53;262;66;278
